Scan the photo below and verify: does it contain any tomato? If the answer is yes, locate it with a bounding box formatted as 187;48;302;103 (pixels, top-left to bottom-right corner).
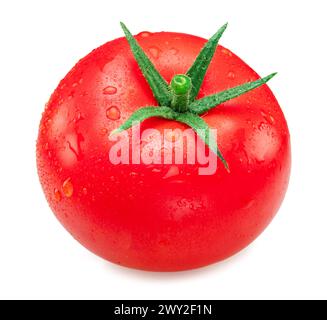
36;26;291;271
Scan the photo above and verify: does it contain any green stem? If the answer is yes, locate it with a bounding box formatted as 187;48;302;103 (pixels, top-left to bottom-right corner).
170;75;192;113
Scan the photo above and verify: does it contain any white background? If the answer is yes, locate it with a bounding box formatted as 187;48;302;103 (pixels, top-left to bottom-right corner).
0;0;326;300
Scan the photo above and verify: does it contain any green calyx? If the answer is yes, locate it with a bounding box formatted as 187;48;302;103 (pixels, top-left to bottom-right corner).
112;22;278;171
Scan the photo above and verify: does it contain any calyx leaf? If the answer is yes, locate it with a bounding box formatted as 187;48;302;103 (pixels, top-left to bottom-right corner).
120;22;172;106
187;23;228;101
189;73;277;114
175;112;229;170
110;106;176;136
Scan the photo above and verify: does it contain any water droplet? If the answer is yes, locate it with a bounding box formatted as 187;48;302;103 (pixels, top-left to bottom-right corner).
129;172;138;177
99;56;115;74
169;48;178;55
74;111;84;123
221;48;233;57
163;166;180;179
100;128;108;136
139;31;152;38
66;132;84;161
62;178;74;198
72;82;78;88
227;71;235;79
106;106;121;120
152;168;161;173
261;110;275;125
82;187;88;195
256;158;265;164
103;86;117;95
149;46;160;59
54;189;62;202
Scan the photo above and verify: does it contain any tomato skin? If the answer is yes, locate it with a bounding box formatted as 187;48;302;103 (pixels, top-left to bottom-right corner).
37;31;291;271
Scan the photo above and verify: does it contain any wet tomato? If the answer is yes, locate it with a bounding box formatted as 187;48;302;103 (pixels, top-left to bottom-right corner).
37;24;291;271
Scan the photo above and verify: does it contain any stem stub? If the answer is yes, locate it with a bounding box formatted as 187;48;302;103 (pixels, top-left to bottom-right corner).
170;74;192;112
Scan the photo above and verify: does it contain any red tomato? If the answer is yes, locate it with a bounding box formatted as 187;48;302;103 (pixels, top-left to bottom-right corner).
37;30;291;271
